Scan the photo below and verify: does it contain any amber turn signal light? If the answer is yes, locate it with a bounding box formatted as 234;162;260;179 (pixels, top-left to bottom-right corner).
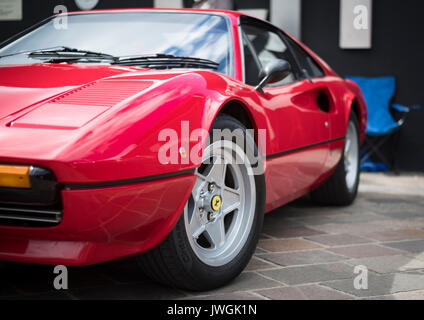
0;165;31;189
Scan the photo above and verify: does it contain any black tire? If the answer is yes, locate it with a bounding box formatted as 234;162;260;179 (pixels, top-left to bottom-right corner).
137;115;266;291
311;112;360;206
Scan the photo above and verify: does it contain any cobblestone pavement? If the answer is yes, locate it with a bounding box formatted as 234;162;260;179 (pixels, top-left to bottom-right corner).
1;173;424;300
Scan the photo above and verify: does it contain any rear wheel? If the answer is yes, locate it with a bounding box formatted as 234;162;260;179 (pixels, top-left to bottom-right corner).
137;115;265;291
311;112;360;206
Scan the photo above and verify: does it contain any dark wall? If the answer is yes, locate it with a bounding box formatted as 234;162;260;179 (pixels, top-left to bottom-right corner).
302;0;424;172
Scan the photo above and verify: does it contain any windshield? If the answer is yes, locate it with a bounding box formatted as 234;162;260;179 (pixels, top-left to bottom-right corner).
0;12;233;75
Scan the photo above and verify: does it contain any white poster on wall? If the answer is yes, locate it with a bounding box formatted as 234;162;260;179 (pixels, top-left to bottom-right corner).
340;0;372;49
270;0;301;40
0;0;22;21
75;0;99;10
154;0;183;8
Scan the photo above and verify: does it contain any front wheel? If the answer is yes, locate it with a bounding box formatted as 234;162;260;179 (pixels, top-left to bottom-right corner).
138;115;265;291
311;112;360;206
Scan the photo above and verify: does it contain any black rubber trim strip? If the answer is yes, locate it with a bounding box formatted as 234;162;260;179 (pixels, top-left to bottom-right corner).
64;138;344;190
64;169;196;190
266;137;345;160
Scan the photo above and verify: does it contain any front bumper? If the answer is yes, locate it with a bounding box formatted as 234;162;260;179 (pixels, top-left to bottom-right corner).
0;173;195;266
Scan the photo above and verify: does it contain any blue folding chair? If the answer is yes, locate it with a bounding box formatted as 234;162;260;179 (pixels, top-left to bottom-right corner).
346;76;417;172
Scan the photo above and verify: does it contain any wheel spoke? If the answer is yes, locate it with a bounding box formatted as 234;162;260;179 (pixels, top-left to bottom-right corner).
188;209;205;240
206;157;227;186
193;173;207;200
222;187;241;215
345;139;351;154
345;159;351;170
205;218;226;248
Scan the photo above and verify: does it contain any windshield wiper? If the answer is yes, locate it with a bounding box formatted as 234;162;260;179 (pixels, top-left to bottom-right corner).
114;54;219;70
1;48;219;69
27;46;116;62
0;46;115;60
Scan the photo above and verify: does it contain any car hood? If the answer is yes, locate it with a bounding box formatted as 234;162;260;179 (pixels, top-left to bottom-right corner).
0;63;218;181
0;62;236;184
0;63;149;120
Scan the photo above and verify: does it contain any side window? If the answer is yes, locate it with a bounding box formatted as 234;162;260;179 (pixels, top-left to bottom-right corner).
242;36;262;86
283;35;325;79
241;24;298;87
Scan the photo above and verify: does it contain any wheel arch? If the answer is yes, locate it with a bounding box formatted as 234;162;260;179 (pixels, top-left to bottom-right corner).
218;99;257;130
348;96;367;143
343;79;368;142
350;98;361;124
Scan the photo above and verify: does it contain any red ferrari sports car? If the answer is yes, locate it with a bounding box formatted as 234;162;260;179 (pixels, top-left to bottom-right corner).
0;8;367;290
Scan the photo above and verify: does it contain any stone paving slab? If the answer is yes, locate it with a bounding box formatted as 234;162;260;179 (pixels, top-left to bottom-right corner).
305;233;373;246
255;247;268;254
322;272;424;298
382;240;424;254
367;218;424;230
1;172;424;300
411;253;424;262
183;272;283;297
258;239;323;252
245;257;277;271
304;221;392;234
328;244;404;259
259;250;348;267
345;255;424;274
378;289;424;300
256;284;354;300
294;213;385;226
262;225;324;239
360;229;424;242
259;263;355;286
183;292;265;301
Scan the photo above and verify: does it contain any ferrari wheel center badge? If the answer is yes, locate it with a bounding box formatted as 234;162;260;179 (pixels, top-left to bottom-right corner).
211;195;222;212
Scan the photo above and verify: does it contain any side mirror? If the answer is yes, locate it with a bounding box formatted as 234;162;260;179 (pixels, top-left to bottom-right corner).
256;59;292;93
